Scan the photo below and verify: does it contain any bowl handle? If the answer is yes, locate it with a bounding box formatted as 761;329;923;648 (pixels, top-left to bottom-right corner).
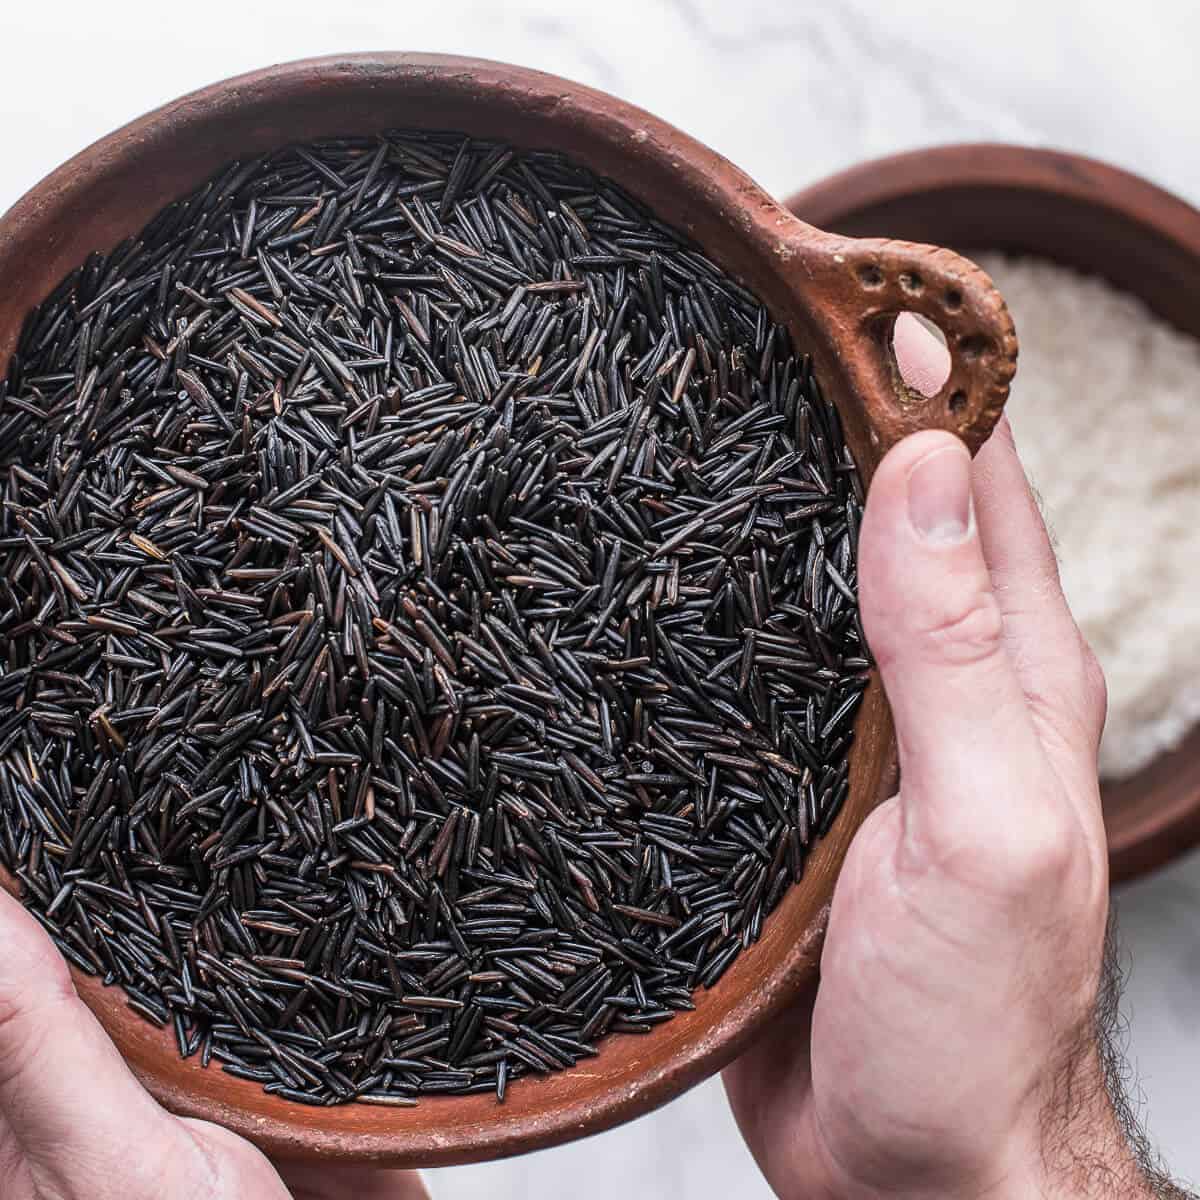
801;234;1017;454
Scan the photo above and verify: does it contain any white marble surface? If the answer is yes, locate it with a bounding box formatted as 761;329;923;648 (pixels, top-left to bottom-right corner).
2;1;1198;1194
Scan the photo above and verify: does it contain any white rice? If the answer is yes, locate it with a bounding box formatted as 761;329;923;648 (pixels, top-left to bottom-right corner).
975;254;1200;779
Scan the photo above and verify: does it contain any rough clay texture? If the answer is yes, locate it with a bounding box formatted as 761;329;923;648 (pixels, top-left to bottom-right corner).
976;254;1200;779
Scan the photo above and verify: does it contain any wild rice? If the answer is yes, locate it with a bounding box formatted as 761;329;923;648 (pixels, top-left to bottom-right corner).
0;131;867;1106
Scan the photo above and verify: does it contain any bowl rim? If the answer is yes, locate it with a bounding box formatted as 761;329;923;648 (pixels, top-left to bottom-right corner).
788;141;1200;885
0;50;907;1165
787;142;1200;262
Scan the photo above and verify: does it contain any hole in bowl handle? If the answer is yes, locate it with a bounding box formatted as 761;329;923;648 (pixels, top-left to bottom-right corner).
815;237;1017;455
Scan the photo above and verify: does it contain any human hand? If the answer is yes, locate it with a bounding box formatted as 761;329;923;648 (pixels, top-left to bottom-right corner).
0;888;428;1200
724;317;1164;1198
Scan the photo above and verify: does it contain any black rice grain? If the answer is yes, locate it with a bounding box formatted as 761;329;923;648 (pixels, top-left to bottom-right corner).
0;130;867;1108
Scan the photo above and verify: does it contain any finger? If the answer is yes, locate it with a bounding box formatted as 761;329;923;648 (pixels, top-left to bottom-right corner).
0;887;184;1193
858;431;1054;853
894;313;1103;754
722;977;819;1194
892;310;951;396
276;1163;431;1200
972;417;1106;759
898;306;1104;771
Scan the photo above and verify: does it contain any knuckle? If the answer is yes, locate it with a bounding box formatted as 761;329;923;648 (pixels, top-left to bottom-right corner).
910;797;1086;902
916;587;1006;667
1008;811;1080;890
989;802;1101;909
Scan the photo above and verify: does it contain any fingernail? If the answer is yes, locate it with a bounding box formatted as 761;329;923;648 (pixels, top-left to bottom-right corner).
907;444;971;542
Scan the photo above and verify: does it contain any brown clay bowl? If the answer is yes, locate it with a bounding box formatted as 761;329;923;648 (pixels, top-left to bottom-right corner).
0;57;1015;1165
787;143;1200;885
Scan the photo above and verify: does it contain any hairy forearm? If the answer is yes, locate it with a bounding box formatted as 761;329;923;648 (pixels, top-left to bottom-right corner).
1040;1086;1180;1199
1040;920;1196;1200
1054;1104;1196;1200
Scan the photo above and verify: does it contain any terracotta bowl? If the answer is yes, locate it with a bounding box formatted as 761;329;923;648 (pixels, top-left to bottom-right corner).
788;143;1200;884
0;57;1015;1165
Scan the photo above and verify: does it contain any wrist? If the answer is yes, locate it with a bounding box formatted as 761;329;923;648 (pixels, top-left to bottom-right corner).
987;1091;1156;1200
1032;1041;1154;1200
809;1092;1149;1200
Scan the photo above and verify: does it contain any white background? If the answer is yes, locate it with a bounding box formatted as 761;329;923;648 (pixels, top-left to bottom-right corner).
2;1;1198;1195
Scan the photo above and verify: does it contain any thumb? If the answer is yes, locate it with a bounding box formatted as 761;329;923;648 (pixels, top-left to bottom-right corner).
0;885;197;1195
858;431;1052;859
